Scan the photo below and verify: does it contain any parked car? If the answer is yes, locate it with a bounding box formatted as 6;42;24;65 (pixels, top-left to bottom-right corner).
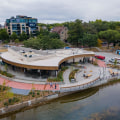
95;55;105;60
109;58;120;63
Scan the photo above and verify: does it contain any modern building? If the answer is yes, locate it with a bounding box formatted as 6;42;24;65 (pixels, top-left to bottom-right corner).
51;26;68;42
5;15;39;36
1;46;95;78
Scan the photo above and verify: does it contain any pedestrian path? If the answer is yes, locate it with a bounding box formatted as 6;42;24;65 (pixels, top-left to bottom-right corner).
63;68;72;84
97;59;106;67
0;77;60;91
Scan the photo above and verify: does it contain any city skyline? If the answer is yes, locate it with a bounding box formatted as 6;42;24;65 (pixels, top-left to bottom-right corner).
0;0;120;25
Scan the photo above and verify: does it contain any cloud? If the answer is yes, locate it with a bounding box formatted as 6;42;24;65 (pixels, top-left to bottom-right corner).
0;0;120;24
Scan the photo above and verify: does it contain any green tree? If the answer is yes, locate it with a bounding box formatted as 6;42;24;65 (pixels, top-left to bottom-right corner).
10;32;18;42
81;33;98;49
24;35;65;50
0;29;9;41
19;32;28;41
99;29;120;48
68;19;84;46
50;39;64;49
91;19;109;32
49;32;60;39
15;39;19;44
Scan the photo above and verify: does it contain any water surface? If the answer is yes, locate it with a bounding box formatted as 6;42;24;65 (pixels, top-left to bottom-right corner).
1;82;120;120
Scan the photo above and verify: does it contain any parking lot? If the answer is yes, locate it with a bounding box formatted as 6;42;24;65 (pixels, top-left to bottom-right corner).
95;52;120;64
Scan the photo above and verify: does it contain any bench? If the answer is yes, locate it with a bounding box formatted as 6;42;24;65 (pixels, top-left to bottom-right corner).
84;74;92;78
109;69;113;75
114;72;118;75
87;74;92;77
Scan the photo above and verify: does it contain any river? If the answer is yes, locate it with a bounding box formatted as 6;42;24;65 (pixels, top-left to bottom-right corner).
1;81;120;120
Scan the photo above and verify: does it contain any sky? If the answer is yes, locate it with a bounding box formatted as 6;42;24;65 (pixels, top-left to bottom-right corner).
0;0;120;25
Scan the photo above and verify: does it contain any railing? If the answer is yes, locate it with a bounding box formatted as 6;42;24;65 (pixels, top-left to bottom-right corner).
60;73;120;93
60;77;100;92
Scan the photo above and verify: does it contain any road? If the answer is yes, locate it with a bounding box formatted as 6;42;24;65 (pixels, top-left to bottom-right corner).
95;52;120;64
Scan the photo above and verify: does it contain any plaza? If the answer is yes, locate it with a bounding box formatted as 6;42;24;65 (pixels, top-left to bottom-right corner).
0;47;120;94
1;46;94;79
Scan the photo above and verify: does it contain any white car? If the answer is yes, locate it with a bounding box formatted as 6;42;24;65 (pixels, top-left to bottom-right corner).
109;58;120;63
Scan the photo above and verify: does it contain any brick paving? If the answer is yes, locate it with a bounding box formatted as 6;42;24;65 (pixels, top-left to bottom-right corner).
0;77;60;91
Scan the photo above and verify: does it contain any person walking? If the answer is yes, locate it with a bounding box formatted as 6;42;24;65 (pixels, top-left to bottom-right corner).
55;83;57;89
50;82;53;88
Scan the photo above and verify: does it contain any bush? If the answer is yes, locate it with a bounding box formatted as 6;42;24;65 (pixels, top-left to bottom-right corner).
29;91;32;95
37;92;40;95
8;98;12;104
69;69;79;81
4;102;8;106
3;87;6;91
61;66;68;71
13;97;19;102
0;70;14;78
32;94;35;97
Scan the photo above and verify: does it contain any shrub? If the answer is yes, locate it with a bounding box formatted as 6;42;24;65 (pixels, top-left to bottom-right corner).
0;70;14;78
4;102;8;106
32;94;35;97
8;98;12;104
29;91;32;95
3;87;6;91
13;97;19;102
69;69;79;81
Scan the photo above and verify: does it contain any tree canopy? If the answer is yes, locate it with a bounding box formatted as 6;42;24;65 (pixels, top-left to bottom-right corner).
99;29;120;48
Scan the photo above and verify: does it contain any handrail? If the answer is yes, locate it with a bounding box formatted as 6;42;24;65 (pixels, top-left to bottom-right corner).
61;77;100;89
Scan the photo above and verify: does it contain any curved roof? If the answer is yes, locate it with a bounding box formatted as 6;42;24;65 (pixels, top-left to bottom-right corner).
1;47;95;70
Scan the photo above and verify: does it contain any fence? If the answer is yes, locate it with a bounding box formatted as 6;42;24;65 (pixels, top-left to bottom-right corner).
60;73;120;93
60;77;100;92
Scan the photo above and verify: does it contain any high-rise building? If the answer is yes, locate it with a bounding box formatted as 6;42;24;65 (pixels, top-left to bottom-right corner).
5;15;39;36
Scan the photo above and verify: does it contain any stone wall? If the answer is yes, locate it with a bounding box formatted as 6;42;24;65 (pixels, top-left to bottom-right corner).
0;94;58;117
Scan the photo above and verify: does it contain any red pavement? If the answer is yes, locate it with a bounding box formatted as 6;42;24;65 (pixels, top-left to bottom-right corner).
97;59;106;67
92;58;106;67
0;77;60;91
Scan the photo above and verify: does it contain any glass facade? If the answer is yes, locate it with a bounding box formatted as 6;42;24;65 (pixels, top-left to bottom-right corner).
6;15;38;35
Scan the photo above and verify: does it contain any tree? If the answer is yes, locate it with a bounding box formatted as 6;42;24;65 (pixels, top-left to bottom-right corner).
97;39;102;47
24;35;65;50
50;38;64;49
15;39;19;45
91;19;109;32
49;32;60;39
81;33;98;49
68;19;84;46
19;32;28;41
0;29;9;41
10;32;18;42
99;29;120;48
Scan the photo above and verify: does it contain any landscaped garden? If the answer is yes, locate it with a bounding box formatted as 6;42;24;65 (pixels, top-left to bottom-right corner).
69;69;79;82
0;84;56;108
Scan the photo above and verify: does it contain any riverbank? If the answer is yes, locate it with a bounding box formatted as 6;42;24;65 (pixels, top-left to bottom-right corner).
0;77;120;118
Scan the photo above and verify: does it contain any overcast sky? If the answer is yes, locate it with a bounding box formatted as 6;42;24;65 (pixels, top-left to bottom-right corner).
0;0;120;25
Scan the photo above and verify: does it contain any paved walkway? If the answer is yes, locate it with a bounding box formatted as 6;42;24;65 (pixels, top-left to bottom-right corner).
97;59;106;67
63;68;72;84
0;59;119;93
61;64;100;88
0;77;60;91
